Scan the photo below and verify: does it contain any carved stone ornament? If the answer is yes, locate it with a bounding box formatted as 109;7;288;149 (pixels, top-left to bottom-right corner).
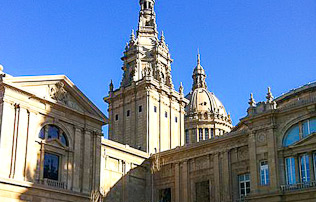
50;82;68;103
257;132;267;144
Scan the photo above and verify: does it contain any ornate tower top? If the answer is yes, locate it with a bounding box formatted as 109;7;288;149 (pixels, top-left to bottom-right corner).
120;0;174;88
138;0;158;37
192;53;207;90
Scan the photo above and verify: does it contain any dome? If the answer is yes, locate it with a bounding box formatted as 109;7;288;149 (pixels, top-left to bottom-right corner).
185;88;228;117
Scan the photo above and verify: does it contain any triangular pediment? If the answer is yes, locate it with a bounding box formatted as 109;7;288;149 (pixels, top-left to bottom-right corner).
46;138;67;149
3;75;107;124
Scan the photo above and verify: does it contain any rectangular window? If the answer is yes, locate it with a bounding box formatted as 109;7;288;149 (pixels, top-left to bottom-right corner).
139;106;142;113
154;106;157;113
175;117;178;123
185;130;189;144
260;161;269;185
44;153;59;181
285;157;296;185
159;188;171;202
115;114;119;121
199;128;203;141
210;128;214;139
239;173;250;198
165;112;168;118
300;154;310;183
205;128;209;140
127;110;130;117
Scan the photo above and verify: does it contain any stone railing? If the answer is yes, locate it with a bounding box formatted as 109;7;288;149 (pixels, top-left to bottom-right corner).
37;178;67;189
281;181;316;192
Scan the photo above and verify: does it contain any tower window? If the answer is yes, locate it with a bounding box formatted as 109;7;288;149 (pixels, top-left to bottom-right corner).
154;106;157;113
165;112;168;118
115;114;119;121
199;128;203;141
127;110;130;117
205;128;209;139
175;117;178;123
185;130;189;144
211;128;214;138
139;106;142;113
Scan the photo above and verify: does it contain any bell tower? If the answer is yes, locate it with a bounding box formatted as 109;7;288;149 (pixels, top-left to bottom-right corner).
105;1;189;154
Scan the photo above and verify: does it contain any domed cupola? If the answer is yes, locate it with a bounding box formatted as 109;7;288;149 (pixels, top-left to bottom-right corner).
184;53;233;144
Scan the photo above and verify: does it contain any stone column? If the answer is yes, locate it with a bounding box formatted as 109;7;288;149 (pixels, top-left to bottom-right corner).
82;129;91;194
175;163;180;202
267;129;278;190
94;134;102;190
72;127;82;192
308;152;315;181
181;161;188;202
248;133;258;192
14;107;29;181
213;153;220;202
294;155;300;183
222;150;231;201
9;104;20;179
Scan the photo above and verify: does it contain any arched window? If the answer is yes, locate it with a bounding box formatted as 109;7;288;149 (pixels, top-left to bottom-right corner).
283;125;300;147
283;117;316;147
37;124;70;188
39;124;69;147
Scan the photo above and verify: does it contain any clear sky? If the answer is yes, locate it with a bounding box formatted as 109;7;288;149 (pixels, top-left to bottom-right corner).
1;0;316;137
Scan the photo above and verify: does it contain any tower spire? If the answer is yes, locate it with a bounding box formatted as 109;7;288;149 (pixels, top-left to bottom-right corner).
138;0;157;37
197;49;201;65
192;51;207;90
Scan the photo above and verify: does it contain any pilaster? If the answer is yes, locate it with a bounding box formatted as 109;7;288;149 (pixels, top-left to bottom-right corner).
82;129;91;194
248;133;258;192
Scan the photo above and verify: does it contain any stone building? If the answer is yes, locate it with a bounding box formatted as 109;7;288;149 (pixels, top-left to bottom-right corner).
0;67;107;201
101;1;316;202
184;54;232;144
153;83;316;202
1;0;315;202
104;0;189;154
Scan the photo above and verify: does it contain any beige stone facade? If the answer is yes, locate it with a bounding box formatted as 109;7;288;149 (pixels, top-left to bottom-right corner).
151;83;316;202
1;1;316;202
0;72;106;202
104;0;188;154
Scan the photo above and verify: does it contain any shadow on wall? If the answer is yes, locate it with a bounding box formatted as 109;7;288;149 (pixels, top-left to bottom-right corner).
103;159;152;202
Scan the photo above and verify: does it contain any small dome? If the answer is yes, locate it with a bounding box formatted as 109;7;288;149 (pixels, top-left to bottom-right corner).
185;88;228;117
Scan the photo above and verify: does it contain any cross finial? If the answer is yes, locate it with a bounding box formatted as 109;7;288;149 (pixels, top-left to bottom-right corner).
197;49;201;65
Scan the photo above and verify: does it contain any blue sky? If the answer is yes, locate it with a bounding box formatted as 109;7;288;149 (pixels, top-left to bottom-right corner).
1;0;316;136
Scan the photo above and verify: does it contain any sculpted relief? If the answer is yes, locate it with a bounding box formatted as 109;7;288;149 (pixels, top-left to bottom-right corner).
49;82;84;112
